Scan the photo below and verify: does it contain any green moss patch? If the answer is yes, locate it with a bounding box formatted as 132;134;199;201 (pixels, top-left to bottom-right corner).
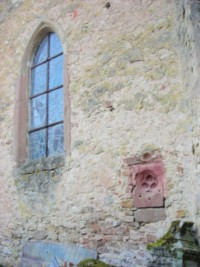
78;258;116;267
147;221;180;250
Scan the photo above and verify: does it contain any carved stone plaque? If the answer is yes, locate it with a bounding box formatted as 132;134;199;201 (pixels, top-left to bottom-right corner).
124;154;165;208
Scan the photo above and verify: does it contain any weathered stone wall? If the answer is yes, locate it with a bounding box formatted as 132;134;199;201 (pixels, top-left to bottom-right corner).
0;0;199;266
175;0;200;243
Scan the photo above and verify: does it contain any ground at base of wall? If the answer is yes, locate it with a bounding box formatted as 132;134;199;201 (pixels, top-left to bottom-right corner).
78;259;116;267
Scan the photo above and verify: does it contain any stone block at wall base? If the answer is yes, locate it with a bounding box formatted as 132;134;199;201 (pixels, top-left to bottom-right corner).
134;208;166;223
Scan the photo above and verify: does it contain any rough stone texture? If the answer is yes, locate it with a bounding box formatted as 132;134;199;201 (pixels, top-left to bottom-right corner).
0;0;200;266
134;209;166;223
147;248;178;267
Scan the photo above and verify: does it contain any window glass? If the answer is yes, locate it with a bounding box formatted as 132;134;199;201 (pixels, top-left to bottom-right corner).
48;124;64;155
48;88;64;124
50;32;63;57
31;63;47;96
29;129;46;160
49;55;63;89
29;32;64;160
33;36;48;66
30;94;46;129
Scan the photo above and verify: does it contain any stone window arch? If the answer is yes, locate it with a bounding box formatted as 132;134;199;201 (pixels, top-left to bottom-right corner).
14;21;70;164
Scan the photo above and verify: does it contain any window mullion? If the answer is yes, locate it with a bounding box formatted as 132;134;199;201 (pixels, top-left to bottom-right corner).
30;85;63;99
46;33;50;157
28;120;64;134
31;52;63;69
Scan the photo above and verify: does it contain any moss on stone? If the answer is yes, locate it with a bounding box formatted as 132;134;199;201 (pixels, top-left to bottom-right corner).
21;174;28;180
147;220;180;250
147;231;173;250
78;258;116;267
19;202;31;218
153;16;172;31
135;25;171;54
165;65;179;77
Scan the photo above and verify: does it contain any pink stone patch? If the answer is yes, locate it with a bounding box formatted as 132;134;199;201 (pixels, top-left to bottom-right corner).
124;155;165;208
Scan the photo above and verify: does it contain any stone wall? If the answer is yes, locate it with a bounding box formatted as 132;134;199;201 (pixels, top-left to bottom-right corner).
175;0;200;242
0;0;199;266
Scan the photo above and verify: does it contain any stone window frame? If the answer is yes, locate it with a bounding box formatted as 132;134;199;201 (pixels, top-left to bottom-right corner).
14;21;71;165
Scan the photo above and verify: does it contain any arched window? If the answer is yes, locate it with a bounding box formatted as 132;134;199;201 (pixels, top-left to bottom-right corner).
14;23;71;165
29;32;64;160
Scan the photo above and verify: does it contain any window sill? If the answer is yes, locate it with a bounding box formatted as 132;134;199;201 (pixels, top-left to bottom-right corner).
17;154;65;175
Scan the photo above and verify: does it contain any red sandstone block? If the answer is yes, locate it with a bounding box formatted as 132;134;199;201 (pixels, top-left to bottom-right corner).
126;158;165;208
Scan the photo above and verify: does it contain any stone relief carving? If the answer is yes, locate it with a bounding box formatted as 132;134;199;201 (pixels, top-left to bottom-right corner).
124;153;165;208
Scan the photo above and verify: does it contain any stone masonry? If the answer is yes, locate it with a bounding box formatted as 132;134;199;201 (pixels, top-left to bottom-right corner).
0;0;200;266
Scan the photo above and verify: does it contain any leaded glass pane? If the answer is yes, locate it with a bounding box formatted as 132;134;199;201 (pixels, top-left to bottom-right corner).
29;32;64;160
31;63;47;95
50;33;63;57
49;55;63;89
29;129;46;160
33;36;48;66
48;88;64;124
30;95;46;129
48;124;64;155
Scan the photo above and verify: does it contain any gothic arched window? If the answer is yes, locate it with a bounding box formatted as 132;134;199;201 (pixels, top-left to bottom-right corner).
29;32;64;160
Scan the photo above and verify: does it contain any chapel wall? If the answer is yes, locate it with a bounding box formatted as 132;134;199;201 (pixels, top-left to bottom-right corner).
0;1;197;266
